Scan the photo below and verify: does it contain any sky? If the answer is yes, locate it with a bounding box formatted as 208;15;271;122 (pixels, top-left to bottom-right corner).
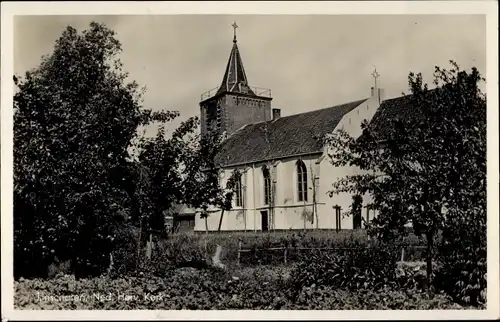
14;15;486;136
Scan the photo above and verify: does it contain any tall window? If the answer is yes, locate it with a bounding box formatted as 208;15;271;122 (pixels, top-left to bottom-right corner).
334;205;342;232
297;160;308;202
263;166;272;205
234;172;243;207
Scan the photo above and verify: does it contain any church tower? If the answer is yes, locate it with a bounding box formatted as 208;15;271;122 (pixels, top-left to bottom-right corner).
200;22;273;138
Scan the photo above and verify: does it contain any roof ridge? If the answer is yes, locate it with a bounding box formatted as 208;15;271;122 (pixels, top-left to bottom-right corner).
226;98;370;134
380;89;439;103
214;99;367;167
224;123;249;139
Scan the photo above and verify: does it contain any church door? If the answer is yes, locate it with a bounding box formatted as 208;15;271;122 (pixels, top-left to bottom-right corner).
260;211;269;231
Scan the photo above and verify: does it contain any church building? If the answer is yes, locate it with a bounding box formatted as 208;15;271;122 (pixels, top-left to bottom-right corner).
192;23;407;232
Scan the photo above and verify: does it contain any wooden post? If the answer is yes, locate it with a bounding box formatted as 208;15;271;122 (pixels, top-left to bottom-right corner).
401;247;405;262
237;240;242;266
146;233;152;260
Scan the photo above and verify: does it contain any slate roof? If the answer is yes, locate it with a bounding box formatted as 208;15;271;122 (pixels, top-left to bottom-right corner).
366;91;440;140
367;94;416;139
215;99;368;167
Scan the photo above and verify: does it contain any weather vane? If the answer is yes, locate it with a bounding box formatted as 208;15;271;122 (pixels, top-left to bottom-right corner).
232;21;238;43
371;66;380;88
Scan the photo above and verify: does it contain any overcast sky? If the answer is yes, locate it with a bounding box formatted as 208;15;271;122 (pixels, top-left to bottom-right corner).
14;15;486;135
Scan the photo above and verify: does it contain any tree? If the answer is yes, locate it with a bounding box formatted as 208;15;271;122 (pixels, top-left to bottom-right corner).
13;22;176;278
132;117;199;234
179;130;221;232
326;61;486;294
216;170;240;232
179;129;240;233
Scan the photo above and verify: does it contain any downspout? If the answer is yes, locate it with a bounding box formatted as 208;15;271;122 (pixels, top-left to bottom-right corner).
271;169;276;231
252;163;257;232
314;176;319;229
243;169;247;232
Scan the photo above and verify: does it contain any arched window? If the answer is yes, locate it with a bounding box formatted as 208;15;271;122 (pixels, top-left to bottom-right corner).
234;172;243;207
297;160;308;202
262;166;272;205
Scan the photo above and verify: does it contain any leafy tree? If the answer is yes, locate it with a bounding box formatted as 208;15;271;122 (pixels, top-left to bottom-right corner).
326;61;486;295
132;117;199;234
178;130;221;232
13;22;176;278
179;130;240;233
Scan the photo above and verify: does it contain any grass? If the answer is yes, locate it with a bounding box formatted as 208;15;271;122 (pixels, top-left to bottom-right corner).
157;229;426;266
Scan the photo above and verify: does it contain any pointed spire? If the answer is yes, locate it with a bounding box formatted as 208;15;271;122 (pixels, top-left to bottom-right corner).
216;22;256;96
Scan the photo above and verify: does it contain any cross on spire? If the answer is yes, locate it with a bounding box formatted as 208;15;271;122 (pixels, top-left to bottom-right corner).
371;66;380;89
232;21;238;43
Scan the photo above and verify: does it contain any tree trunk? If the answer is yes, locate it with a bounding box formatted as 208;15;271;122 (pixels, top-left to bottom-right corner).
218;208;225;232
426;231;434;297
205;216;208;234
315;202;319;229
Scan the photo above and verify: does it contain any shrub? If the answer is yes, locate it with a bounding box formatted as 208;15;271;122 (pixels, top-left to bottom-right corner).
288;240;400;294
285;286;463;310
435;210;486;306
110;232;216;277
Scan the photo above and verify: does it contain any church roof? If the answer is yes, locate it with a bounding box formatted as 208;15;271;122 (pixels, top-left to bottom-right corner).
367;94;416;139
366;91;440;140
215;99;368;167
216;33;257;96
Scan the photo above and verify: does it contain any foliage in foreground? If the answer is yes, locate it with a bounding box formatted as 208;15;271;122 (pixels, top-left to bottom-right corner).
13;21;180;279
289;242;400;292
15;269;468;310
13;21;222;281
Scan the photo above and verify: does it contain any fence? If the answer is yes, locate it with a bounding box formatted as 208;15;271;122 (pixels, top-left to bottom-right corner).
236;241;427;266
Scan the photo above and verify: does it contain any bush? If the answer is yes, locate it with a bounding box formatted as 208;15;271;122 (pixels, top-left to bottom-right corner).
286;286;463;310
110;232;216;277
288;241;400;294
435;211;486;306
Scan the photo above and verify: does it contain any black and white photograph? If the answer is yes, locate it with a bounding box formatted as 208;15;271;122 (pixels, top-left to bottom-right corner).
1;1;498;319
